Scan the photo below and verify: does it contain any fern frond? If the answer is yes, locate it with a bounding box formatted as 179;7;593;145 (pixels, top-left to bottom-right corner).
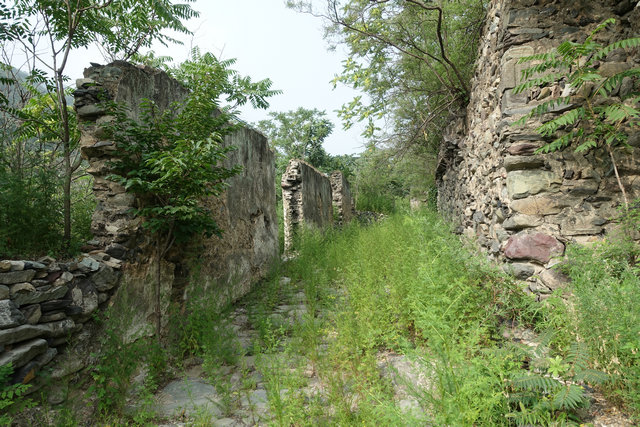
517;52;558;64
512;374;562;393
521;60;568;80
573;368;609;385
593;38;640;62
535;330;556;351
566;342;589;370
533;96;572;117
536;130;579;154
537;107;584;136
514;73;563;95
575;139;598;153
569;70;602;86
551;384;585;410
597;68;640;96
603;104;640;123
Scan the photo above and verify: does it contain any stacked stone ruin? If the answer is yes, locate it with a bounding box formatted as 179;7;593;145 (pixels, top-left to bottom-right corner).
281;159;356;252
2;0;638;395
0;253;121;384
0;61;278;388
437;0;640;297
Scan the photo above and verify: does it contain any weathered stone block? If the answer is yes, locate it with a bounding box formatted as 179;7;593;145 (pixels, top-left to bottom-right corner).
506;170;562;199
504;262;536;279
13;347;57;384
0;269;36;285
0;300;26;329
20;304;41;325
510;195;572;215
504;232;565;264
559;214;605;236
539;268;569;290
13;285;68;307
504;155;545;171
503;214;543;230
0;338;48;368
90;265;120;292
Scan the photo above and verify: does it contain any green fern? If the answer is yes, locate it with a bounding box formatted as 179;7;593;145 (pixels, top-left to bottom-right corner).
512;374;562;393
513;73;564;95
551;384;585;410
592;37;640;63
512;17;640;207
508;337;609;424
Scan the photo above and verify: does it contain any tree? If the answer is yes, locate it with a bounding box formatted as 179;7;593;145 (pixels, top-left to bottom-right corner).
106;50;279;337
257;107;334;167
514;18;640;209
287;0;485;153
0;0;198;252
256;107;335;175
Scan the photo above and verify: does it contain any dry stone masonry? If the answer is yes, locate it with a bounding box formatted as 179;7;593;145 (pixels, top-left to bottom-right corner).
74;61;278;326
0;61;279;388
330;171;356;224
0;253;121;384
437;0;640;297
281;159;334;252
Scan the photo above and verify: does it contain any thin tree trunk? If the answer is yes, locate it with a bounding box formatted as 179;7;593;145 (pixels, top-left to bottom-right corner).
607;145;629;210
156;234;162;342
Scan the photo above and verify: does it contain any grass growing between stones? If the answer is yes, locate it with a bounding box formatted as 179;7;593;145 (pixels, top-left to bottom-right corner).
249;209;613;425
19;209;637;425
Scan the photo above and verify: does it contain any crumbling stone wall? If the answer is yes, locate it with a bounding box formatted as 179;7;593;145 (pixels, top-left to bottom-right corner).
197;127;278;302
437;0;640;296
0;254;121;384
0;61;279;387
74;61;278;325
330;171;356;224
281;159;334;251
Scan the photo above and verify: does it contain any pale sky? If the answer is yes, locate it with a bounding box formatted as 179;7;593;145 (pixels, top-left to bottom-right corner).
63;0;367;156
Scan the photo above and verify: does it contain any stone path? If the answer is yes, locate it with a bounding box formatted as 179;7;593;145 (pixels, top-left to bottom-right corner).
126;276;633;427
140;277;430;426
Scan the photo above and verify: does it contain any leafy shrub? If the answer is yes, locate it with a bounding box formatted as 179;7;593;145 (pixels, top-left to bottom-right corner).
0;363;33;425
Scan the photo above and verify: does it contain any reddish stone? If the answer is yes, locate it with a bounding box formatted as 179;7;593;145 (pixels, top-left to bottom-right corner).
503;232;564;264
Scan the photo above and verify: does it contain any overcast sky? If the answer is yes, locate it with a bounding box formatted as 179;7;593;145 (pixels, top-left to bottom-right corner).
62;0;367;156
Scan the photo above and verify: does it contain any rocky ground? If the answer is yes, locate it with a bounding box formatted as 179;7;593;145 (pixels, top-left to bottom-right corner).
136;277;633;427
136;276;431;426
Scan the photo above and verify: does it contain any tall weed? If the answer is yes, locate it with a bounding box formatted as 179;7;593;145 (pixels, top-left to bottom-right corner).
285;209;540;424
561;239;640;415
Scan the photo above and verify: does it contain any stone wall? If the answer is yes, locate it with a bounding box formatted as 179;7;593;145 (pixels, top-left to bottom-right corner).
281;159;334;251
0;61;279;386
437;0;640;296
330;171;356;224
0;253;121;384
196;126;278;303
74;61;278;327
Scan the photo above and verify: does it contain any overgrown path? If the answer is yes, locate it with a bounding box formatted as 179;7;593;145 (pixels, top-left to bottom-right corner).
141;212;634;426
150;276;430;426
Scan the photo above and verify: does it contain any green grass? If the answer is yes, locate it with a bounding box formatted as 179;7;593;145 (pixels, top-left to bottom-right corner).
22;207;636;425
560;237;640;417
246;209;565;425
